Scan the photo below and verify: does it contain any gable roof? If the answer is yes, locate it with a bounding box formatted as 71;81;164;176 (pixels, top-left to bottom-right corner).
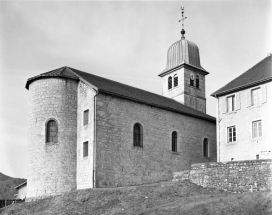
26;67;215;122
211;54;272;97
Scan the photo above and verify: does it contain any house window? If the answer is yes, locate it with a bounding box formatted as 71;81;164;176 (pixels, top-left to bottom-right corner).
252;120;262;138
203;138;209;157
46;120;58;143
172;131;177;152
227;95;235;112
168;76;172;89
83;109;89;126
83;141;88;157
174;74;178;87
133;123;143;147
196;75;200;89
227;126;236;143
251;88;261;105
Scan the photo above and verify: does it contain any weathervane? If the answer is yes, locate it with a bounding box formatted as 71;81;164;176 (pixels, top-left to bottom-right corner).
178;7;187;38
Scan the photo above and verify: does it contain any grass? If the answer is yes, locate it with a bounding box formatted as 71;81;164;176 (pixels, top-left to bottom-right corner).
1;180;272;215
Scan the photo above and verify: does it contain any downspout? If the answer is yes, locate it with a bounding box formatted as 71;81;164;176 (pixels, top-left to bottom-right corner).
93;88;98;188
215;94;220;162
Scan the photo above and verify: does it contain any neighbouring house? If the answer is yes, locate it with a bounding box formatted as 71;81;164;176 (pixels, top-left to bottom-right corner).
14;181;27;200
25;22;216;200
211;54;272;162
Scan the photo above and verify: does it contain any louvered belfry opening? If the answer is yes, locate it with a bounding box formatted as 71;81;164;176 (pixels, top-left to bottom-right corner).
174;74;178;87
196;75;199;88
133;123;143;147
46;120;58;143
168;76;172;89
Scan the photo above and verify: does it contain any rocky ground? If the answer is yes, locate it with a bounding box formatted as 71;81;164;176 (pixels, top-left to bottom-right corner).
1;180;272;215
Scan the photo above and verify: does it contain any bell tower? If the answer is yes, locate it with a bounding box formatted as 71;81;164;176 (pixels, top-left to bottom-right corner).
159;8;208;113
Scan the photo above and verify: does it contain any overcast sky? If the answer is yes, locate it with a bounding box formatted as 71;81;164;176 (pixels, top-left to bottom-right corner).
0;0;271;178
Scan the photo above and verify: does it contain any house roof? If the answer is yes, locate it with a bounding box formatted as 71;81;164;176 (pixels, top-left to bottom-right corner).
211;54;272;97
26;67;216;122
14;181;27;190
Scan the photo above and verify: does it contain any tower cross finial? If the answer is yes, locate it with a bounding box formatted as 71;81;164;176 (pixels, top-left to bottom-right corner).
178;7;187;38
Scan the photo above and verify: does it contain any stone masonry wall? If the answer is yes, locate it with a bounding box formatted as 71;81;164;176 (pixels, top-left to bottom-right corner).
27;78;78;199
95;93;216;188
173;159;272;193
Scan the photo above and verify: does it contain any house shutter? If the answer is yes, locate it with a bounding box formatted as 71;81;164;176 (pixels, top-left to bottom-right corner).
236;92;241;110
261;85;267;103
246;90;251;107
222;97;226;114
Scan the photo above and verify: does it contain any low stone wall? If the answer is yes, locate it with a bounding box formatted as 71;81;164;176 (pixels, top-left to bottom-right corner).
173;159;272;193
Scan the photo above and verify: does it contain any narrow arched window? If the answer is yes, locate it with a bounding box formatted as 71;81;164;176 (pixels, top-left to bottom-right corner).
174;74;178;87
203;138;209;157
133;123;143;147
196;75;200;89
168;76;172;89
172;131;177;152
46;120;58;143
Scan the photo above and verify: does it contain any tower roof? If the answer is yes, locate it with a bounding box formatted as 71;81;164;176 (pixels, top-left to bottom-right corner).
159;38;207;76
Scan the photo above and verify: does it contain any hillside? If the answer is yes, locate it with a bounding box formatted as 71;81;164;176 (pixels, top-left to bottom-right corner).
0;173;26;199
1;180;272;215
0;174;12;182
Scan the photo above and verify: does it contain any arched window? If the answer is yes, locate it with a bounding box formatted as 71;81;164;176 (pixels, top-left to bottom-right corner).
133;123;143;147
172;131;177;152
196;75;200;88
174;74;178;87
203;138;209;157
168;76;172;89
46;120;58;143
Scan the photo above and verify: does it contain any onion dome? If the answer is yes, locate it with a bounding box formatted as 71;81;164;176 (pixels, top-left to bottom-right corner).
159;38;207;76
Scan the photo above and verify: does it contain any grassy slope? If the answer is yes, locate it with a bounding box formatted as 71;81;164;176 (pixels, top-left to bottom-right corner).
0;173;26;199
1;180;272;215
0;174;12;182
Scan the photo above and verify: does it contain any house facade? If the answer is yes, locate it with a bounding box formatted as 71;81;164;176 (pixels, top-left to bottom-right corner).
14;181;27;200
25;31;216;199
211;54;272;162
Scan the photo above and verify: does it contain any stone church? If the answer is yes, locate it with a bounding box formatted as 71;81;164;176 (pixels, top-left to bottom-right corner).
25;28;216;199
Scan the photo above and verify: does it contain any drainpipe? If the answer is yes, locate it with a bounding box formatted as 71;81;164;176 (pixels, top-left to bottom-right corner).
93;89;98;188
215;94;220;162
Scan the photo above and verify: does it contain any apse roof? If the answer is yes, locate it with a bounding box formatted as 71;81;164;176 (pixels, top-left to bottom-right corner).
211;54;272;97
26;67;215;122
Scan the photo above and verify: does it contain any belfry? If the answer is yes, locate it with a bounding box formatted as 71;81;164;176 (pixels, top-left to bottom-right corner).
159;8;208;113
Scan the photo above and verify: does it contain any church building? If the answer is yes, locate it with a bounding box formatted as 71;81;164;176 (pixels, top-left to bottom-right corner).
25;14;216;199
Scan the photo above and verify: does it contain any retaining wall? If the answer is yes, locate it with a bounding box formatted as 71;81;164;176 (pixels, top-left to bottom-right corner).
173;159;272;193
